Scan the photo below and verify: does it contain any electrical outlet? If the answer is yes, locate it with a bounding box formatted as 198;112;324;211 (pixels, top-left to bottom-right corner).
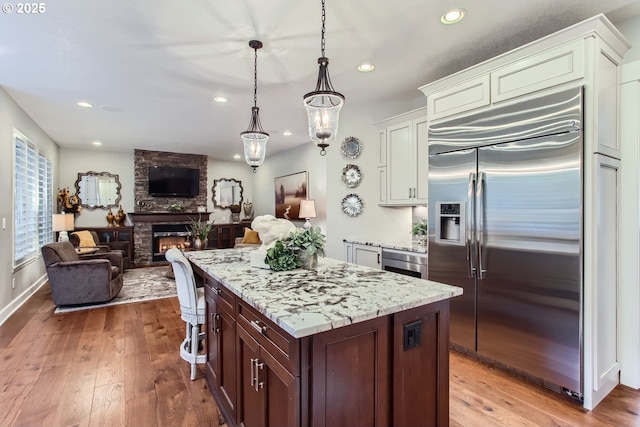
403;320;422;350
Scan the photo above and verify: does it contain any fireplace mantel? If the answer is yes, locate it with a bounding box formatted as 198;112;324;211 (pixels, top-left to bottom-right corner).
129;212;211;223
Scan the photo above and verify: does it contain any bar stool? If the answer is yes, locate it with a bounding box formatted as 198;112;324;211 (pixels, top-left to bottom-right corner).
165;248;206;380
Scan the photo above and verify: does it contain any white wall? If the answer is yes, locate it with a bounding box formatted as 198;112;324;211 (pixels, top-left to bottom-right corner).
59;148;134;228
208;159;255;223
58;149;255;228
251;143;328;237
617;15;640;63
0;88;59;325
254;98;425;260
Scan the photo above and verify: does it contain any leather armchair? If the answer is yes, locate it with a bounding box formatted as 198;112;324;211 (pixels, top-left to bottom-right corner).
69;230;130;269
41;241;123;306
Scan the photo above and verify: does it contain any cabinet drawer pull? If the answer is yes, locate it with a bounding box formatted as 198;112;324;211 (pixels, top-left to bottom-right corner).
250;357;256;387
255;361;265;392
213;287;222;295
249;320;267;335
211;313;220;334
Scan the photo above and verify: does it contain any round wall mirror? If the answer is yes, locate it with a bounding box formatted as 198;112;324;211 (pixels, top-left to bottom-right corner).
75;171;122;210
212;178;243;209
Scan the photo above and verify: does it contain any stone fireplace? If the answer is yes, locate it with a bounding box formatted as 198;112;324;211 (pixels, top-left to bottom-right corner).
131;149;209;265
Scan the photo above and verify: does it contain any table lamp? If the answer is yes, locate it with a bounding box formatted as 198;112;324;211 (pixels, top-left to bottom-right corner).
52;213;75;242
299;199;317;229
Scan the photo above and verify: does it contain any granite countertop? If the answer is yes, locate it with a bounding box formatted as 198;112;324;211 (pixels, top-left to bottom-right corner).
343;239;428;254
185;248;461;339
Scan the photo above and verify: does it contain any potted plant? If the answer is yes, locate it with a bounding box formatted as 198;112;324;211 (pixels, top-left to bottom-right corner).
411;219;428;246
189;216;213;249
264;240;300;271
265;227;326;271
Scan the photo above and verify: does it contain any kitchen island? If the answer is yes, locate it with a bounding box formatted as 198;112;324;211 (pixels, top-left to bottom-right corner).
185;248;462;427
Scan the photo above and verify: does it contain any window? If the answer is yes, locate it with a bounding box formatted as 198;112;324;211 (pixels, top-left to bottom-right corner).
14;130;53;268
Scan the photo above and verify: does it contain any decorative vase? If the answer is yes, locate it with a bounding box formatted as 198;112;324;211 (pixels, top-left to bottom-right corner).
243;202;253;220
416;235;428;246
115;205;126;226
106;208;115;227
183;239;192;251
193;238;202;250
302;253;318;270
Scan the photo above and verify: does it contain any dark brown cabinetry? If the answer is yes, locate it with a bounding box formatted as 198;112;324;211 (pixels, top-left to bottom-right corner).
203;275;237;422
197;267;450;427
82;226;134;266
207;222;251;249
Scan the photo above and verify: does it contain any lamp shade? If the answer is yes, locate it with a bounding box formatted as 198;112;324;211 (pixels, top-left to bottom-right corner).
299;199;317;219
52;213;74;242
52;213;74;231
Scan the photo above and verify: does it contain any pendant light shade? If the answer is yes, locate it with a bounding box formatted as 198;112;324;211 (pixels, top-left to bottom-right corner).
304;0;344;156
241;40;269;172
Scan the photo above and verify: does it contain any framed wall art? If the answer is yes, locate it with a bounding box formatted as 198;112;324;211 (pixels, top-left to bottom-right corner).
274;171;308;220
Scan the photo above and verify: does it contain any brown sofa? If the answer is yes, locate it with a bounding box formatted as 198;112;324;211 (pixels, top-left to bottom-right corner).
41;241;124;306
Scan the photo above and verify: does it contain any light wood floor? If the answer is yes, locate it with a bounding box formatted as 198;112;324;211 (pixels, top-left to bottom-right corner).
1;286;639;427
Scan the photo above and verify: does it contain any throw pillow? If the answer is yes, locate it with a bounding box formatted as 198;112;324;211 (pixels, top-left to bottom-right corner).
72;230;96;247
241;228;261;244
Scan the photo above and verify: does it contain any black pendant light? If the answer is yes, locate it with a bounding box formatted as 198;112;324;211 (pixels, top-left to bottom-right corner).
303;0;345;156
241;40;268;173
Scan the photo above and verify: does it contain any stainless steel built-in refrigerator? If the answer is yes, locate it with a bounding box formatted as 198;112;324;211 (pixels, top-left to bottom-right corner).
428;87;583;398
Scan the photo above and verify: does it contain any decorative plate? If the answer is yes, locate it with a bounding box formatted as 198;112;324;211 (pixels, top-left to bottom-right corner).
341;164;362;188
341;136;362;160
341;193;364;217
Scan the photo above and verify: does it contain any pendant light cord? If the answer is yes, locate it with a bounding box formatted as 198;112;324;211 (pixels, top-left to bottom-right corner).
320;0;326;57
253;46;258;108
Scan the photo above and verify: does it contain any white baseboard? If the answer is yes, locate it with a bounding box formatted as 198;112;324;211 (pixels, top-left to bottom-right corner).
0;275;48;327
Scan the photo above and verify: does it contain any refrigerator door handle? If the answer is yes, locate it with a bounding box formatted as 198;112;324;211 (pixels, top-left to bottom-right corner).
467;172;476;278
477;171;487;279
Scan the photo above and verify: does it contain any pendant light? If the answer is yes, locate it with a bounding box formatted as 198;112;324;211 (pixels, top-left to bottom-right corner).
241;40;268;173
303;0;345;156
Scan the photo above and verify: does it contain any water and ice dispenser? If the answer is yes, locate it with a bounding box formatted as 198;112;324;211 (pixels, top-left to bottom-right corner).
435;202;465;245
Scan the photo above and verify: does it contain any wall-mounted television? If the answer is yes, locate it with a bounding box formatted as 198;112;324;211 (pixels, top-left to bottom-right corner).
148;166;200;198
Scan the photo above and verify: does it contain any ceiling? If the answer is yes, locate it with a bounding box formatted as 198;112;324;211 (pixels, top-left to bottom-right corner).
2;1;640;161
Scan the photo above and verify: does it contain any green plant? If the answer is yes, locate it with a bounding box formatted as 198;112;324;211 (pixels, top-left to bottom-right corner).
287;227;326;259
264;227;327;271
167;203;184;212
265;240;301;271
189;216;213;241
411;219;428;236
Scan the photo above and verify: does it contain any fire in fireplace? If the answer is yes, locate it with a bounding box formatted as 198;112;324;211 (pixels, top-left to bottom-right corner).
152;224;191;262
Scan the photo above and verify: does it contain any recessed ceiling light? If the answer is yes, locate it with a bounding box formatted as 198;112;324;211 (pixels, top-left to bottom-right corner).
213;96;228;103
92;141;103;146
441;8;466;24
357;63;375;73
282;130;292;136
77;101;93;108
233;154;242;160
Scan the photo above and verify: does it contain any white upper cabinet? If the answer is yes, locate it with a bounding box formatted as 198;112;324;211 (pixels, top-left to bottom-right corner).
490;39;585;103
376;108;428;206
419;15;629;159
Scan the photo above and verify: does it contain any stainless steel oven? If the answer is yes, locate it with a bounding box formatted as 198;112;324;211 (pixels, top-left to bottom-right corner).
381;248;427;279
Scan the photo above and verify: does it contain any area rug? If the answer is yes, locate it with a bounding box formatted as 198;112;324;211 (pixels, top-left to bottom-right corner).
54;266;177;314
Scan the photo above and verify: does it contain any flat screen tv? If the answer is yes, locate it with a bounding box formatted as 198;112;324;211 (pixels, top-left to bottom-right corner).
148;166;200;198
